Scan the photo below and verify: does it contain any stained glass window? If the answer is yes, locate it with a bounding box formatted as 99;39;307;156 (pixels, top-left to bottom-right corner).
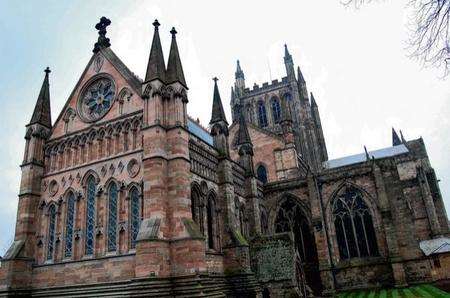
271;97;281;124
85;176;96;255
47;204;57;261
130;187;140;249
257;101;268;127
257;165;268;184
332;186;379;260
64;193;75;258
107;183;118;252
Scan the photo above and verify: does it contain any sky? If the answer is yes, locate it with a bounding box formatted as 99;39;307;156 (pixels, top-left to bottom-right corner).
0;0;448;255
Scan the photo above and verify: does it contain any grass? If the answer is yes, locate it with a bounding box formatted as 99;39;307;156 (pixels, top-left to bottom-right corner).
337;284;450;297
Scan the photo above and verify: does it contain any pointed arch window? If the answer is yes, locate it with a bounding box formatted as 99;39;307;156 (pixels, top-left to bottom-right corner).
257;101;268;127
191;188;204;234
130;187;140;249
47;204;57;261
107;183;118;252
206;195;216;249
271;97;281;124
257;165;268;184
245;104;253;124
64;193;75;258
85;176;96;255
332;186;379;260
234;105;241;122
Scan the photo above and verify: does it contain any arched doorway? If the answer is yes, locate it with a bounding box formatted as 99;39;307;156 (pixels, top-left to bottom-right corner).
275;197;322;295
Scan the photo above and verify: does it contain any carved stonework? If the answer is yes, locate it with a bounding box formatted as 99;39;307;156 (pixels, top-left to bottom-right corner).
48;180;59;197
93;54;104;73
127;159;140;178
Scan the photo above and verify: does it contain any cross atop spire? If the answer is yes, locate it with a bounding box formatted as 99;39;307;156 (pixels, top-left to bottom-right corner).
145;19;166;83
93;16;111;53
166;26;187;88
29;67;52;128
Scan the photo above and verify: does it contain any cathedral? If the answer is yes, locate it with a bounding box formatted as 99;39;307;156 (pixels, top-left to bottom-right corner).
0;17;448;297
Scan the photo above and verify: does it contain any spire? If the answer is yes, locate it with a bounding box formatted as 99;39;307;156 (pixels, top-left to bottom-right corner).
144;20;166;83
284;44;292;60
235;60;245;79
237;112;252;146
166;27;187;88
231;87;235;101
210;77;228;125
310;92;318;107
284;44;295;79
29;67;52;128
392;127;401;146
93;17;112;53
297;66;305;84
400;130;407;143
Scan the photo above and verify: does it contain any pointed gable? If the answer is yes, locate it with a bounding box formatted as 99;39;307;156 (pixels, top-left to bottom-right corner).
50;49;143;140
210;78;228;125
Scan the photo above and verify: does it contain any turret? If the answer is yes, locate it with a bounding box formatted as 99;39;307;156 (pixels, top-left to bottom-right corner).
284;44;295;80
209;77;230;157
234;60;245;96
297;66;308;100
310;92;328;161
280;94;294;145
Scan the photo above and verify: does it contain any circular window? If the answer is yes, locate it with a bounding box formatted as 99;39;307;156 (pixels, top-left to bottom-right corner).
78;77;116;122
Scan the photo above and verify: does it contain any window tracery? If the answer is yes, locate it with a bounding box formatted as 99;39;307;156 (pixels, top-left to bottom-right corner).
332;186;379;260
107;183;118;252
85;176;96;255
257;101;268;127
271;97;281;124
130;187;140;249
47;204;57;261
64;193;75;258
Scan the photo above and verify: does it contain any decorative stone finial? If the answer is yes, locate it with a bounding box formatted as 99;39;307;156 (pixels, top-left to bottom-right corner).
213;77;218;84
93;16;111;53
153;19;160;29
44;67;51;75
170;27;177;36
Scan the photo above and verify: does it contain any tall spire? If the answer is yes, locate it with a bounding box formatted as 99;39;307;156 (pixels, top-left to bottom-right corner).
29;67;52;128
235;60;245;79
166;27;187;87
145;20;166;83
297;66;305;84
93;17;112;53
310;92;317;107
284;44;295;79
210;77;228;125
392;127;401;146
237;112;252;146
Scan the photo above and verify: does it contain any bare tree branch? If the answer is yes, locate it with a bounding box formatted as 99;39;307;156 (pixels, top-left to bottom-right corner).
343;0;450;77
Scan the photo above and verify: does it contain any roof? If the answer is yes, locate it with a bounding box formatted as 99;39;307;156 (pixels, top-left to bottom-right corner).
323;144;409;169
419;237;450;256
187;118;213;146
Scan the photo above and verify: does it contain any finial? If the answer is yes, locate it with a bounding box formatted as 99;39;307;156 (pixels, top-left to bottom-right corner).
170;27;177;36
93;16;111;53
153;19;160;29
213;77;218;84
44;67;51;75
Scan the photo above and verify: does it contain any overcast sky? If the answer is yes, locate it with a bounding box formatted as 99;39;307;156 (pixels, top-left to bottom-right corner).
0;0;448;254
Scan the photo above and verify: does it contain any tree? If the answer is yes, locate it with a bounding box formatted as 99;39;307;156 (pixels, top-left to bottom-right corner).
343;0;450;77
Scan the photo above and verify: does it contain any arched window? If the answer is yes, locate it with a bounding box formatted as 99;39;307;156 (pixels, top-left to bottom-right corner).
47;204;57;261
257;165;268;184
107;183;118;252
245;104;253;123
234;104;241;122
191;188;204;234
283;93;292;101
64;193;75;258
332;186;379;260
257;101;268;127
130;187;140;249
271;97;281;124
85;176;96;255
206;195;215;249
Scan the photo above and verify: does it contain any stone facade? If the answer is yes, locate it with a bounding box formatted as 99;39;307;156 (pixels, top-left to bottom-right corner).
0;16;448;297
